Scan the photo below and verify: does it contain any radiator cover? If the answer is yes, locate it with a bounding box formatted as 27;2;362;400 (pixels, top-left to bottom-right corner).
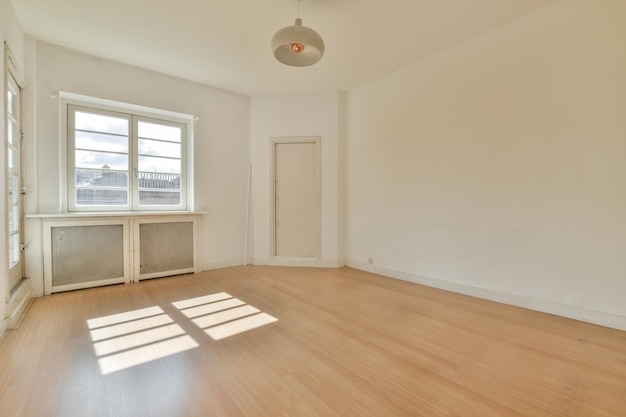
43;215;198;294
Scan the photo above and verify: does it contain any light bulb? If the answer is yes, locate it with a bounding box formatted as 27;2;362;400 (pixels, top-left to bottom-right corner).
291;43;305;54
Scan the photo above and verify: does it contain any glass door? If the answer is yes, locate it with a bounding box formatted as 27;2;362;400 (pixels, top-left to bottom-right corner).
7;71;23;291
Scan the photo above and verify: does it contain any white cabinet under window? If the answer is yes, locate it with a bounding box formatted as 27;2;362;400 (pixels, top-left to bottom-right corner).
41;214;199;295
44;219;130;293
134;217;197;281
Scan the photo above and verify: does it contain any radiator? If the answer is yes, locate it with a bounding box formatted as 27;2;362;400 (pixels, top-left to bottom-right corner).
44;220;130;294
43;216;198;294
134;218;197;281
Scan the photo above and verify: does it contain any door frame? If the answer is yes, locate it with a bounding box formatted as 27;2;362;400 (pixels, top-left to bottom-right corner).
270;136;321;263
4;43;26;299
4;42;32;332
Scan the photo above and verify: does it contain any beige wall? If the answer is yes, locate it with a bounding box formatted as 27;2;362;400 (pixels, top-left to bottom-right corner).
346;0;626;329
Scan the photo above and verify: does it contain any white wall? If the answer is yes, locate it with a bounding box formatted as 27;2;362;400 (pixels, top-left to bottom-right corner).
24;41;251;296
0;0;25;335
347;0;626;330
250;92;345;266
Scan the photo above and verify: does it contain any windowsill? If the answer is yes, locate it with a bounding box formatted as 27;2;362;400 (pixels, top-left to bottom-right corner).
25;211;206;219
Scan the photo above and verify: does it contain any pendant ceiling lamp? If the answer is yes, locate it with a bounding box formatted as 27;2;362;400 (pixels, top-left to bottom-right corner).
271;0;325;67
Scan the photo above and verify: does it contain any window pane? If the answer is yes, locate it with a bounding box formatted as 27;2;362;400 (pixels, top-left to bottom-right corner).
138;121;181;143
11;120;19;145
9;176;19;206
76;189;128;206
139;173;180;190
76;131;128;153
9;234;20;267
138;138;181;158
76;169;128;188
138;156;180;174
8;120;13;145
75;111;128;135
7;90;14;115
9;146;18;175
139;191;181;206
9;205;19;235
75;150;128;170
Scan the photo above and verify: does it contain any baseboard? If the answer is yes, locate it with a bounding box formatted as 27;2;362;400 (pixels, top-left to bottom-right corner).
7;279;34;329
253;258;344;268
347;260;626;332
0;318;7;343
200;258;344;271
526;298;626;331
200;259;245;271
9;297;34;329
346;260;376;273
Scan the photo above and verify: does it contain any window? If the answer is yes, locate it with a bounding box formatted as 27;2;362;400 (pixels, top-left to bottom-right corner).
6;53;24;291
65;98;192;212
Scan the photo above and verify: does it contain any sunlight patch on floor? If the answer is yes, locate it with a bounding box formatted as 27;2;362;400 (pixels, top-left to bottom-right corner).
173;292;278;341
88;306;198;375
180;298;246;319
93;323;186;356
87;292;278;374
98;335;198;375
87;306;164;329
171;292;232;310
89;313;174;342
192;304;260;328
205;313;279;341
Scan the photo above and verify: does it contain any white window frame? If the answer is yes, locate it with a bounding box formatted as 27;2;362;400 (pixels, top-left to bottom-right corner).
60;92;194;212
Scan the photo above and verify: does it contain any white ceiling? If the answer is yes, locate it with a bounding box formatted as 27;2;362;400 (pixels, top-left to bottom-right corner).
12;0;559;96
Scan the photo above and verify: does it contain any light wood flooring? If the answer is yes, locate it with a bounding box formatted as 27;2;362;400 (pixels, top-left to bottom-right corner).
1;266;626;417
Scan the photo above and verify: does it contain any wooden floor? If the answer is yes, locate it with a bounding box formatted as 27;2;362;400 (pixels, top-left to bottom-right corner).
1;266;626;417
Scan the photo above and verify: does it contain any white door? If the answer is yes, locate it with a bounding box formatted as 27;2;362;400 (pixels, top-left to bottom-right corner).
273;138;320;259
6;71;23;291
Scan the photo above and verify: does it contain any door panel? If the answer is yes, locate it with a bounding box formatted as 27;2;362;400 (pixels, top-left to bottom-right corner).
273;140;320;258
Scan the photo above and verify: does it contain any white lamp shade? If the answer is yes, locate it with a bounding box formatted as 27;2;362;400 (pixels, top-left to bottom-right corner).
271;18;325;67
